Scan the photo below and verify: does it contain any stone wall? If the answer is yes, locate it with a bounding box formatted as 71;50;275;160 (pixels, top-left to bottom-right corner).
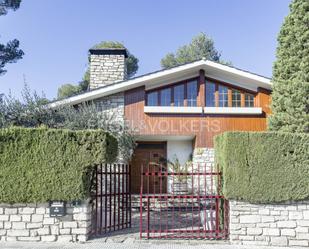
0;201;92;242
192;147;215;172
230;200;309;247
95;93;125;124
90;54;126;90
94;92;127;162
191;147;217;194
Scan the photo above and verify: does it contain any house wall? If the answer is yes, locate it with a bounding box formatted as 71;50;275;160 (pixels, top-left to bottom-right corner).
93;93;126;162
166;140;193;193
124;86;271;148
167;140;192;165
94;93;125;124
229;200;309;247
0;201;91;242
192;148;217;194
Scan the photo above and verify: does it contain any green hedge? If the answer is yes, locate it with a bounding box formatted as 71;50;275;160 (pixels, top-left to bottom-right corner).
215;132;309;203
0;127;118;203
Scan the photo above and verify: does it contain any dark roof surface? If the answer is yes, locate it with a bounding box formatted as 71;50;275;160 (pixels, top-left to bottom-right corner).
89;48;128;58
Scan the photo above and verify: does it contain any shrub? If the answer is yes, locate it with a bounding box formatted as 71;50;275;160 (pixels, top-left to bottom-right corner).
0;127;117;203
0;85;136;161
215;132;309;203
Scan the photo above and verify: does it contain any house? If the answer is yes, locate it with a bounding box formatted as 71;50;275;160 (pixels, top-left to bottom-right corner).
51;48;271;194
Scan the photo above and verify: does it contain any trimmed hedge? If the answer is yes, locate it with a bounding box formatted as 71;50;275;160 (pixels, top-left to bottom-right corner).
0;127;117;203
215;132;309;203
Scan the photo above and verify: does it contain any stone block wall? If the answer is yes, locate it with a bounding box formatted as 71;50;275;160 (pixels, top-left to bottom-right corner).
191;148;217;194
90;54;126;90
0;201;92;242
95;93;125;124
192;147;215;171
230;200;309;247
94;93;128;162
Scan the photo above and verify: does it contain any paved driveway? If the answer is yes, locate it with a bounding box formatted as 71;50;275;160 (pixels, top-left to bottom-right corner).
0;240;304;249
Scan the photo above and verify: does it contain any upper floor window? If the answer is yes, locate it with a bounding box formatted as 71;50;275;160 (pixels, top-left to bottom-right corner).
206;81;216;107
232;90;241;107
145;78;256;109
245;94;254;107
218;85;228;107
174;84;184;106
187;80;197;107
147;92;158;106
160;88;171;106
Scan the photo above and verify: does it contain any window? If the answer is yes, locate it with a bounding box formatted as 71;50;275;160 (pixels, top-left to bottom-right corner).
206;81;216;107
187;80;197;107
218;85;228;107
174;84;184;106
232;90;241;107
147;92;158;106
160;88;171;106
245;94;254;107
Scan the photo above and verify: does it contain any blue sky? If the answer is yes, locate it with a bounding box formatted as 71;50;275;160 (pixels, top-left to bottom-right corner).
0;0;291;100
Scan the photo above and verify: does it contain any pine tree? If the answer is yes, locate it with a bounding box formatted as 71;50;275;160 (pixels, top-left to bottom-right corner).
268;0;309;133
0;0;24;75
161;33;230;69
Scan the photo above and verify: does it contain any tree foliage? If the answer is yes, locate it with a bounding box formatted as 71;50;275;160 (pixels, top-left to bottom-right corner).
0;127;117;203
0;0;21;16
0;85;136;161
268;0;309;133
57;83;81;99
161;32;230;68
0;0;24;75
0;39;24;75
215;131;309;203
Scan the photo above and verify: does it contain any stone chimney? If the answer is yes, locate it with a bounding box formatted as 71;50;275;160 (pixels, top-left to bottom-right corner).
89;48;128;90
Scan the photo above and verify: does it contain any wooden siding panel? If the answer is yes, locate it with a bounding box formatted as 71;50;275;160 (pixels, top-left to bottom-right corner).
125;85;271;148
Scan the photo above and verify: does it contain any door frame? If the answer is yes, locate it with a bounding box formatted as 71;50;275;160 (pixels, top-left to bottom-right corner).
130;141;167;194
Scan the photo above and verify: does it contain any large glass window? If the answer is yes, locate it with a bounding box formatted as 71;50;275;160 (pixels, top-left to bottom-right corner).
218;85;228;107
147;92;158;106
160;88;171;106
187;80;197;107
245;94;254;107
174;84;184;106
232;90;241;107
206;81;216;107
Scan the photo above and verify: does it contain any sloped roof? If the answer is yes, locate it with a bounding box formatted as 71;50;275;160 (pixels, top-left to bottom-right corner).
50;59;271;107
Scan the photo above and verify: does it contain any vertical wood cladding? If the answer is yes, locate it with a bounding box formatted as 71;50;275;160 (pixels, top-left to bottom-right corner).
124;85;271;148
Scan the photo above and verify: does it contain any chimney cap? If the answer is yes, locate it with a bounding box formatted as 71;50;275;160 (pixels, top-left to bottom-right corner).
89;48;128;58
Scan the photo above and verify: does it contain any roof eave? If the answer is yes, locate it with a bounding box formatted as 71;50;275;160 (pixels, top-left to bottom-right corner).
49;59;272;108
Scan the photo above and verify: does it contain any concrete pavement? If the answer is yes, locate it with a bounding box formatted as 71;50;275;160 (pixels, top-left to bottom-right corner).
0;239;304;249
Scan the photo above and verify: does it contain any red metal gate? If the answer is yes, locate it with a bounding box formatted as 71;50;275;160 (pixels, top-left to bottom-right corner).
139;163;229;239
91;164;131;236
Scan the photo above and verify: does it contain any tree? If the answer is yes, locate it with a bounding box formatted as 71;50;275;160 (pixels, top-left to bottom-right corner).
268;0;309;133
0;0;21;15
57;83;81;99
57;41;139;99
161;32;230;68
0;85;136;161
0;0;24;75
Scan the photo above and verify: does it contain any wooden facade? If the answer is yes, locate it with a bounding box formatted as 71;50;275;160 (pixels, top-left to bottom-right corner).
124;70;271;148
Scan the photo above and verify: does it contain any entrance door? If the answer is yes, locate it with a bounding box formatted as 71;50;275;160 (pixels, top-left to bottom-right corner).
130;142;167;194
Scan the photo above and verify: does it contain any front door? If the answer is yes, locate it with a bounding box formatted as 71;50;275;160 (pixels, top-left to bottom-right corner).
130;142;167;194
